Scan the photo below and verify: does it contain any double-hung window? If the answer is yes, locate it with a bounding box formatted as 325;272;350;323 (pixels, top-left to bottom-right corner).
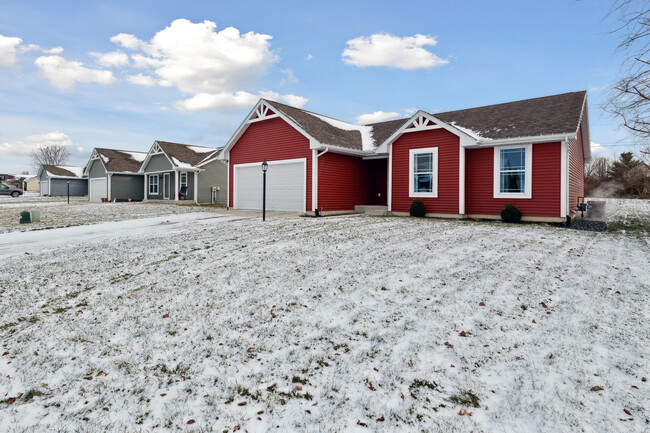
180;172;187;189
409;147;438;197
149;175;159;195
493;144;532;198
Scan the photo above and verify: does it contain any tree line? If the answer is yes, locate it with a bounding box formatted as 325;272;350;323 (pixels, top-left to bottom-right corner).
585;148;650;198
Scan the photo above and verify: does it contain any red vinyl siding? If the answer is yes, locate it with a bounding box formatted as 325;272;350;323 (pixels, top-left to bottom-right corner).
568;124;585;212
465;142;561;217
229;117;311;209
318;152;371;211
391;129;459;214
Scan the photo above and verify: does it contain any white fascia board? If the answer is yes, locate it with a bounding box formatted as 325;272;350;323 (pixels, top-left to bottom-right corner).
472;133;576;148
107;171;144;176
310;144;368;157
375;110;478;153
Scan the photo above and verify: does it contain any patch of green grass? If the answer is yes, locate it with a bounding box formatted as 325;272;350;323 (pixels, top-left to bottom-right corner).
409;379;438;391
449;390;480;408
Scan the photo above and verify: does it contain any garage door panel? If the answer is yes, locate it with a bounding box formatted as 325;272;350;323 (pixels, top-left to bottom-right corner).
90;178;107;202
235;161;304;212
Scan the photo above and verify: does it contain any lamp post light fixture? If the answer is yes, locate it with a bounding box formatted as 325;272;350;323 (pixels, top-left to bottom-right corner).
261;160;268;221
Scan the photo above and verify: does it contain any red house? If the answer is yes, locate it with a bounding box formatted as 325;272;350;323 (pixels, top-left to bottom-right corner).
220;91;590;223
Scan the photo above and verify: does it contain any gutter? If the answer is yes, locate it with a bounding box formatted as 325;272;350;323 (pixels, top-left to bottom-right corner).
474;133;576;147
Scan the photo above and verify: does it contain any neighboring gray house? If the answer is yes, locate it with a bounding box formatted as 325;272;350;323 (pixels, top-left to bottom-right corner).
37;165;88;197
84;148;147;202
140;141;226;203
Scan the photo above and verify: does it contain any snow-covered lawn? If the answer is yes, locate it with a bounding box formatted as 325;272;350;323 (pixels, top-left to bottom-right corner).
0;202;648;432
0;202;223;234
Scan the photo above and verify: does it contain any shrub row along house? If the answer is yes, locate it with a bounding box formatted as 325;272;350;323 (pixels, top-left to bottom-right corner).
219;91;589;223
38;142;228;203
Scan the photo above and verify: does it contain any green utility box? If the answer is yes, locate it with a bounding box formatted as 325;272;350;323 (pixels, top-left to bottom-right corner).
31;210;41;222
19;210;31;224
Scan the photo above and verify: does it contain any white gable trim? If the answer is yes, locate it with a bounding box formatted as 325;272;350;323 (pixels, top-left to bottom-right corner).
139;141;177;173
83;148;108;177
220;99;321;159
375;110;478;153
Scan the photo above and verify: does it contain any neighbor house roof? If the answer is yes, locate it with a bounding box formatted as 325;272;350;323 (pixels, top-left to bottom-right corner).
95;148;147;173
155;141;221;169
42;165;85;178
261;91;587;152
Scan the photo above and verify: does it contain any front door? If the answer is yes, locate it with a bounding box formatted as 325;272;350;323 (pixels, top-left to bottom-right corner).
163;173;170;199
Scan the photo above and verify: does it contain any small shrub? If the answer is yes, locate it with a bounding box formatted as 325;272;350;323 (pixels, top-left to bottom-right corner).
501;204;522;223
410;200;426;217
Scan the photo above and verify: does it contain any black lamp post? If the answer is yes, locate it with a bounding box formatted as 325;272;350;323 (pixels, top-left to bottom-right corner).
66;181;70;204
262;160;268;221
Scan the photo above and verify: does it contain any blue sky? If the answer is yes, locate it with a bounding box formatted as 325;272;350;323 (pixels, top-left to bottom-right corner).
0;0;634;173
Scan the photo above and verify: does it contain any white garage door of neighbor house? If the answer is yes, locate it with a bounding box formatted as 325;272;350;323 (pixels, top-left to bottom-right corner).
90;178;107;202
235;160;305;212
40;181;48;196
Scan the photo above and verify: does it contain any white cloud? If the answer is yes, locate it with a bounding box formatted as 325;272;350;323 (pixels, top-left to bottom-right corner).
305;54;313;61
19;43;64;54
110;33;142;50
34;55;116;89
0;131;83;156
112;19;306;111
277;94;308;108
127;73;156;86
89;50;129;67
591;142;605;153
356;111;401;124
177;90;308;112
0;34;22;68
342;33;449;70
279;68;297;86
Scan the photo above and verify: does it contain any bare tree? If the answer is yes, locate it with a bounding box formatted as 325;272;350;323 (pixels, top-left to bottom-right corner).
31;144;71;169
606;0;650;140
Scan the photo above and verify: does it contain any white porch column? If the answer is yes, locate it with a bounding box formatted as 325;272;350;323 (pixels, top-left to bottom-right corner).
107;173;112;201
312;149;318;212
174;170;179;202
387;143;393;212
143;174;147;201
458;147;465;215
194;171;198;204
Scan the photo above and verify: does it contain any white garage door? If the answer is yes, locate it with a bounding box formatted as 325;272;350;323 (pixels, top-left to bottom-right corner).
40;181;49;196
90;178;107;202
235;160;305;212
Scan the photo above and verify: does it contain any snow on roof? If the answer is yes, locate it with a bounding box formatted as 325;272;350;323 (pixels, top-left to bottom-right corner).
187;145;215;154
45;165;85;178
449;121;488;141
170;156;196;169
100;154;110;164
125;151;147;163
307;113;375;152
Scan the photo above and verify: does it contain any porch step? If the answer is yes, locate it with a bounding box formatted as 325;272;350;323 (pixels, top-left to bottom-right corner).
354;205;389;216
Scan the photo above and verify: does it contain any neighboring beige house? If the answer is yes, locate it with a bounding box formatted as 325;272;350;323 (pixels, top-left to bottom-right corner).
25;177;40;191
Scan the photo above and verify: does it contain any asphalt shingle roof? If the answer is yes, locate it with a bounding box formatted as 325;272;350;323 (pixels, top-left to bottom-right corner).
155;141;221;168
95;148;147;174
262;91;587;151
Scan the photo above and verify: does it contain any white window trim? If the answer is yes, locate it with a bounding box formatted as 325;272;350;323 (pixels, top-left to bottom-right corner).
149;174;159;195
409;147;438;198
180;171;188;188
493;144;532;199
